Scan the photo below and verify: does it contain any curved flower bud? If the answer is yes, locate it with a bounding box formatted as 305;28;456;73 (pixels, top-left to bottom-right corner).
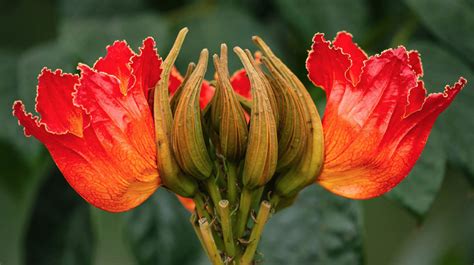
172;49;214;180
307;32;467;199
234;47;278;190
211;44;249;162
13;37;164;212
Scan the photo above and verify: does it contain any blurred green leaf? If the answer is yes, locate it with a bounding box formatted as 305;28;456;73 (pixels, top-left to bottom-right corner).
59;0;145;18
386;129;446;218
59;14;170;66
170;6;284;75
0;50;50;198
0;51;21;144
274;0;369;41
0;141;30;198
260;185;364;264
124;189;202;265
408;41;474;183
24;168;95;265
404;0;474;64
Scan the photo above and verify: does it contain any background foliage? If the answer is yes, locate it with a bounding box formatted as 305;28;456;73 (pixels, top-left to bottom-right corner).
1;0;473;264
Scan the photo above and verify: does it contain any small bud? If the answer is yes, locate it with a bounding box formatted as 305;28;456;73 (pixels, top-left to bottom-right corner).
172;49;214;180
244;49;279;128
253;36;324;198
234;47;278;190
154;28;198;197
211;44;249;161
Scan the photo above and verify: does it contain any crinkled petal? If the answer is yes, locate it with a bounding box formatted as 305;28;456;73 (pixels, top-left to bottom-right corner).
131;37;162;100
94;41;135;94
333;31;368;85
36;68;87;137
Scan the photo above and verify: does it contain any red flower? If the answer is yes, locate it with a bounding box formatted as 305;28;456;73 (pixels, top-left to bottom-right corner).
13;38;198;212
306;32;466;199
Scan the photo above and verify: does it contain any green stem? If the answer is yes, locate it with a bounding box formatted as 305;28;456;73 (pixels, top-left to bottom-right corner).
251;187;265;211
199;218;224;265
240;201;272;265
269;193;281;209
217;200;236;258
227;163;238;206
206;178;222;210
194;193;211;221
236;187;253;238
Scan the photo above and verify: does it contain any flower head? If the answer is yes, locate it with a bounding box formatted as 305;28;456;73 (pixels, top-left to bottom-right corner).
306;32;466;199
12;36;211;212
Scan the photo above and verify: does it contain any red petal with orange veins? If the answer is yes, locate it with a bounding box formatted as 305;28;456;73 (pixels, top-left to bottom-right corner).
131;37;162;100
13;101;159;212
333;31;368;85
94;41;135;94
307;33;352;95
36;68;86;137
307;33;467;199
230;68;251;99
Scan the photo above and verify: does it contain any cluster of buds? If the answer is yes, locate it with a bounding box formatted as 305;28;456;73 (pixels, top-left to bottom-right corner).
155;28;324;264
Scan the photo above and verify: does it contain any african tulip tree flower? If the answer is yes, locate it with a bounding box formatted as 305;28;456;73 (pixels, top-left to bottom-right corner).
12;27;466;265
12;36;211;212
306;32;466;199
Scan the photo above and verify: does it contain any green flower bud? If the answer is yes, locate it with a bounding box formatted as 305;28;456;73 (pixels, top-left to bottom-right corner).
211;44;249;162
234;47;278;190
172;49;214;180
263;56;308;171
253;36;324;198
153;28;198;197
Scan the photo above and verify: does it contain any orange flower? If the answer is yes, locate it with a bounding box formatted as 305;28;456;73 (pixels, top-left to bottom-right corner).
306;32;466;199
14;38;168;212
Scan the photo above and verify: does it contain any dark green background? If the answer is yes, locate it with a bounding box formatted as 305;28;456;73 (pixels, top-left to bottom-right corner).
1;0;473;264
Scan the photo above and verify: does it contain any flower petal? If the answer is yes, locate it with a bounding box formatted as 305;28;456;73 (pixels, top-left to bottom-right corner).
200;80;214;109
177;196;195;212
306;33;352;95
130;37;162;100
74;64;156;168
94;41;135;94
168;67;215;109
308;34;467;199
36;68;86;137
333;31;368;85
230;68;251;99
408;50;423;77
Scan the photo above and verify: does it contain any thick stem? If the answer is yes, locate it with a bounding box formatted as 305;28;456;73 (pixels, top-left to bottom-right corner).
199;218;224;265
227;163;238;206
240;201;272;265
217;200;236;258
236;188;253;238
206;178;223;209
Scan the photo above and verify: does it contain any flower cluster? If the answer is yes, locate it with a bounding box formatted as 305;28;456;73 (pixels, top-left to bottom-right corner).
13;27;465;264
